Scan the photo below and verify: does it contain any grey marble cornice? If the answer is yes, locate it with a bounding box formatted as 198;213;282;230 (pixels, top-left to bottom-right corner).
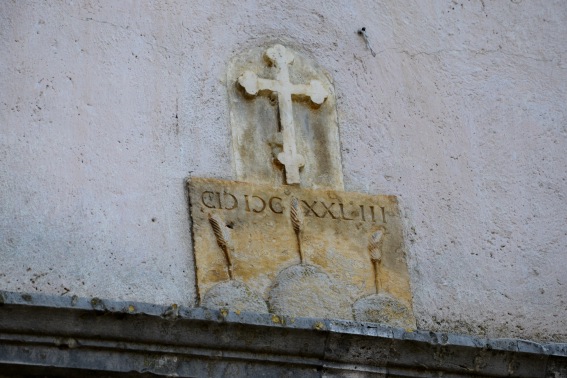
0;290;565;377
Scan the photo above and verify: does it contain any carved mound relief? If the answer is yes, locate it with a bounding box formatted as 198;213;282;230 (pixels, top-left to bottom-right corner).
268;264;352;320
353;294;415;330
202;280;268;314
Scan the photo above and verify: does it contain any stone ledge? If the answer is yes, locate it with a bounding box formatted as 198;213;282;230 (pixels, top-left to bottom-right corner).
0;290;565;377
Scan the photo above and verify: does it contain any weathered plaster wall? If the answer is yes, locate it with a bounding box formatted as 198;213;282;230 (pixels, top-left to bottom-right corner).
1;1;566;342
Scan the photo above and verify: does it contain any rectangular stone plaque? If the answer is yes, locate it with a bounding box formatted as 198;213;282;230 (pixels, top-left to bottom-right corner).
188;178;415;328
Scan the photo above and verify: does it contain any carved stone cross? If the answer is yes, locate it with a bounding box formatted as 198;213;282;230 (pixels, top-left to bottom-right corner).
237;45;329;185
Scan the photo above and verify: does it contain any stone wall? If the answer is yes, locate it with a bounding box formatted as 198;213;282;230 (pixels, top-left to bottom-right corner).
1;1;566;342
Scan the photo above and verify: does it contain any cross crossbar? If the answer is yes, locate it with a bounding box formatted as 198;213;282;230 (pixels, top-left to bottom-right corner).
238;45;328;185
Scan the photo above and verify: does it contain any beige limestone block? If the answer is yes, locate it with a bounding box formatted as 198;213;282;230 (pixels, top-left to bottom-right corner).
188;177;415;327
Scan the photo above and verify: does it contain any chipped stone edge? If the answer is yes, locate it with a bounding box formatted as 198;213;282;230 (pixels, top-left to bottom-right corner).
0;290;565;377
